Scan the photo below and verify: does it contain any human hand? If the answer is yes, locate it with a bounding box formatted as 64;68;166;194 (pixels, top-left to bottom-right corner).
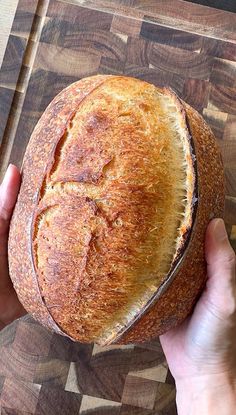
0;164;26;329
160;218;236;414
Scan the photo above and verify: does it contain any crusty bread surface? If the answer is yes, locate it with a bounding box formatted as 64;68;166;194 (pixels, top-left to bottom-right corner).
8;75;225;344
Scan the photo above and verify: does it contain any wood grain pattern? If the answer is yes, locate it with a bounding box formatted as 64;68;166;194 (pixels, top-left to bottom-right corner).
0;0;235;413
201;37;236;61
0;315;176;415
0;35;27;88
182;79;210;112
224;114;236;141
36;384;82;414
47;2;113;28
0;0;41;173
0;87;15;147
149;43;213;80
40;18;126;60
34;42;101;75
208;84;236;115
111;15;142;38
77;0;236;41
184;0;236;13
124;64;185;95
140;23;203;52
203;108;227;140
11;0;40;38
210;58;236;87
126;37;152;66
1;378;41;413
0;0;19;67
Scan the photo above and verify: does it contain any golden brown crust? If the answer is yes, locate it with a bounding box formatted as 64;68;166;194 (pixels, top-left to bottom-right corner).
34;77;195;343
8;75;224;344
8;75;109;337
118;103;225;344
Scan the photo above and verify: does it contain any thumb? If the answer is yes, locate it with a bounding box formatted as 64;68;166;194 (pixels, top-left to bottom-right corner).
204;218;236;318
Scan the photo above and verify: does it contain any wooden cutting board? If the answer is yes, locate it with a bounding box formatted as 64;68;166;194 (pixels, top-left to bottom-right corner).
0;1;235;414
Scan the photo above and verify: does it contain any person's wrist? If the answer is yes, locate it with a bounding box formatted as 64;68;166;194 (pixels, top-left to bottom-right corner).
175;372;236;415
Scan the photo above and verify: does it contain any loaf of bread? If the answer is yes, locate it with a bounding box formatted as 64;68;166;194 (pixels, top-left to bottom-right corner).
8;75;224;344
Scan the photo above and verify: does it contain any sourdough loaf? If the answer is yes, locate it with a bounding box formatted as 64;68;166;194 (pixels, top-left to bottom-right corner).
8;75;224;344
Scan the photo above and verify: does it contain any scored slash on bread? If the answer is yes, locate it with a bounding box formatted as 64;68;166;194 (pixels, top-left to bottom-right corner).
8;75;224;344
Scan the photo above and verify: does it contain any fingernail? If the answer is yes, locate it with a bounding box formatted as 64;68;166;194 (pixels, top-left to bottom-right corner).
213;218;227;241
1;164;14;188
